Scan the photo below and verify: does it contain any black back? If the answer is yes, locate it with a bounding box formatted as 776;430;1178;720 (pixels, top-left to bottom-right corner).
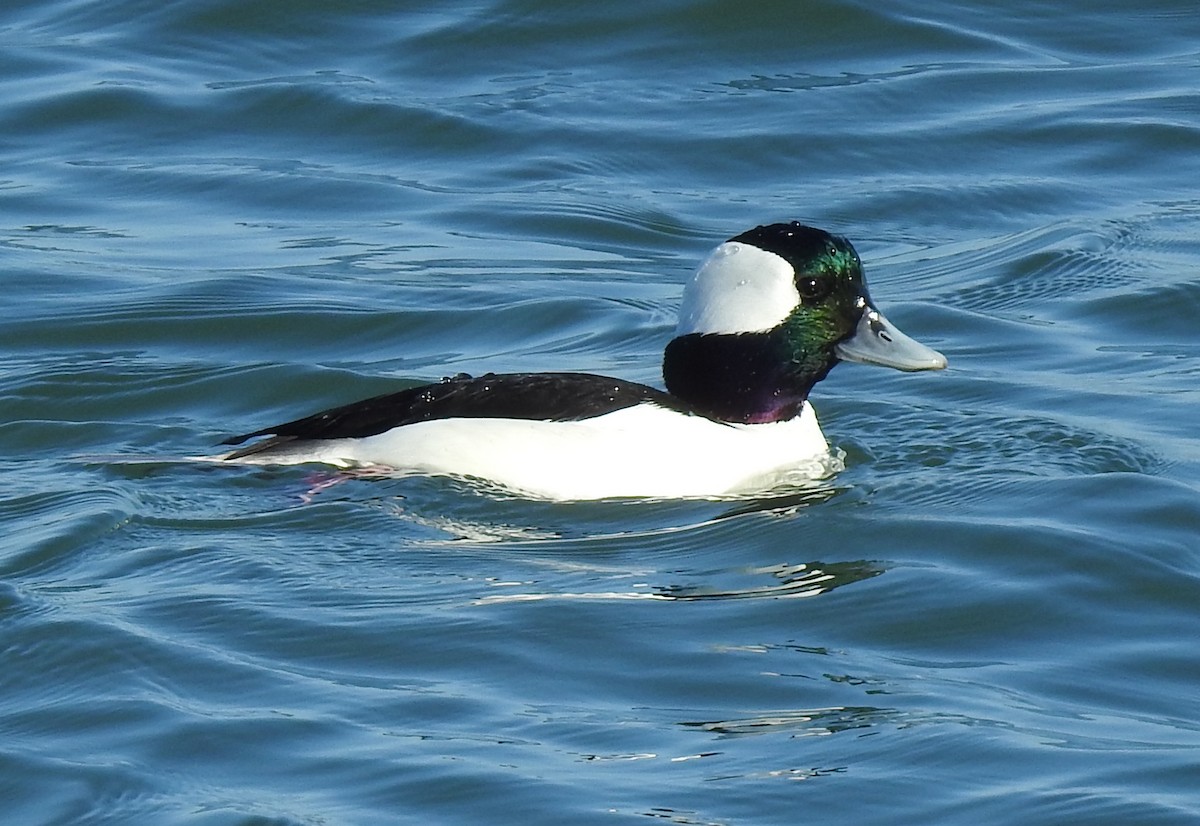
222;372;697;458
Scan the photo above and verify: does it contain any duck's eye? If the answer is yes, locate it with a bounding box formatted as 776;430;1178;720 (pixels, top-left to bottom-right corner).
797;275;833;302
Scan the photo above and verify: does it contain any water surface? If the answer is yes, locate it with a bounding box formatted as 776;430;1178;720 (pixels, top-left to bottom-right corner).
3;1;1200;824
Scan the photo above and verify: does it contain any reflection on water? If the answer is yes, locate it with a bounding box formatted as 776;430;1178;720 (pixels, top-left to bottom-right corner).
682;705;886;738
658;560;882;601
473;559;882;604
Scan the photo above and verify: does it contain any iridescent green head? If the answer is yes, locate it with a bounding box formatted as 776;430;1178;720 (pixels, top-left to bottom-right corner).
664;222;945;423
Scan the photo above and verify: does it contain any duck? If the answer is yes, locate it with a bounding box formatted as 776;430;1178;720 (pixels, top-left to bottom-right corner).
218;222;946;500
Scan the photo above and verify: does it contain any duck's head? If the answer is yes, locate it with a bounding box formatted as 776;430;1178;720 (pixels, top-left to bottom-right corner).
664;221;946;423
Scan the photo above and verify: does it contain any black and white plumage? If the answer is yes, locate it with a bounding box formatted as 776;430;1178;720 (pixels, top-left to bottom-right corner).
219;222;946;500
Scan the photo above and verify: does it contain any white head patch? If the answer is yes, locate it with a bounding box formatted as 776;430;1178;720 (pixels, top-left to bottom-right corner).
675;241;800;336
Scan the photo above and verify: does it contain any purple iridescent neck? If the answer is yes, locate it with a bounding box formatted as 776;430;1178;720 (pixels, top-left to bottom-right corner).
662;331;834;424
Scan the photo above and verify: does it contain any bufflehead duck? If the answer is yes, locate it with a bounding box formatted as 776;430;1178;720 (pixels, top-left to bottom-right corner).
220;222;946;500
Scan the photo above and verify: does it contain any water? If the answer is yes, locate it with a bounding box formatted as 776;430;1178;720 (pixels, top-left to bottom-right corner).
3;1;1200;823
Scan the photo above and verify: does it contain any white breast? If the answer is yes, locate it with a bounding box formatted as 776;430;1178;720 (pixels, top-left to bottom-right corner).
228;403;834;501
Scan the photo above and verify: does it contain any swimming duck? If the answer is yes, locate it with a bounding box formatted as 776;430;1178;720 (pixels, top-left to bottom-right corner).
219;222;946;499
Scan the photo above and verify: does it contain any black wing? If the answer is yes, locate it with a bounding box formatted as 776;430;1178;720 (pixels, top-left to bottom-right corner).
221;372;693;459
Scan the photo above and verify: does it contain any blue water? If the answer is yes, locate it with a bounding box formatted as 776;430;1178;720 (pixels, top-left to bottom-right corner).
3;1;1200;823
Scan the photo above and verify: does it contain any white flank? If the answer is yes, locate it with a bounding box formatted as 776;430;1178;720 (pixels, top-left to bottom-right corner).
224;402;833;501
675;242;799;336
